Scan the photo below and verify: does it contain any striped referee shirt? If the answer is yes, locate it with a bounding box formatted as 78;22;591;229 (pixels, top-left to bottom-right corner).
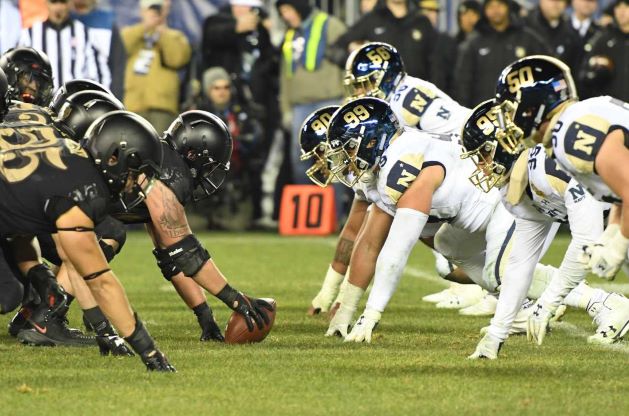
19;19;98;90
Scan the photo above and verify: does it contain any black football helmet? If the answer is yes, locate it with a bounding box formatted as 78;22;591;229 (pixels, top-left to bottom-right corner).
83;111;163;210
327;97;401;187
493;55;577;154
461;99;518;192
54;90;125;140
344;42;405;100
0;47;53;105
49;79;111;115
0;67;9;122
163;110;233;200
299;105;340;187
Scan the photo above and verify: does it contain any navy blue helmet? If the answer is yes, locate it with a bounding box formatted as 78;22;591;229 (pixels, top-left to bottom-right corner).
461;99;518;192
299;105;340;187
493;55;577;154
343;42;405;101
327;97;401;187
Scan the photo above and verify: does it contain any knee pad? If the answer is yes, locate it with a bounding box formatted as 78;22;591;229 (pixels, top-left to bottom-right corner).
99;240;117;263
95;216;127;255
159;235;211;278
152;248;181;281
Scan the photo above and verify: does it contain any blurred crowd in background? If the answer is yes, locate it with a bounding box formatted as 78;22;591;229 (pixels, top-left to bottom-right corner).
1;0;628;230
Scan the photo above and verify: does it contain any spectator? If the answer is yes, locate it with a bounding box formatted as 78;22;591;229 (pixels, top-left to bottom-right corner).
276;0;345;184
523;0;582;70
1;0;21;54
454;0;549;107
456;0;482;44
419;0;458;95
121;0;191;134
361;0;378;14
571;0;601;43
201;0;278;115
327;0;437;81
71;0;126;98
198;67;264;229
19;0;98;90
579;0;629;101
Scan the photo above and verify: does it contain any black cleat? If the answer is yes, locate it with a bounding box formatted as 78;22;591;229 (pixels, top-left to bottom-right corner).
8;306;33;337
17;308;96;347
140;349;176;372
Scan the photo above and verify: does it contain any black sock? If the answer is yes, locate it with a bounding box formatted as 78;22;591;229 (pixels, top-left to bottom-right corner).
83;306;115;336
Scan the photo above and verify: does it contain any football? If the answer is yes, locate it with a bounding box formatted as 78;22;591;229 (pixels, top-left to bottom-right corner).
224;298;276;344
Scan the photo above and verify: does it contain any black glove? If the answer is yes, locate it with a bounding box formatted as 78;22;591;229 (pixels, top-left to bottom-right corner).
217;284;273;331
96;334;135;356
140;349;176;372
199;314;224;342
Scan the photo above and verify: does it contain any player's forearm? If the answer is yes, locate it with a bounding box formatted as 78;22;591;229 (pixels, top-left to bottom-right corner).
192;259;229;296
366;209;426;312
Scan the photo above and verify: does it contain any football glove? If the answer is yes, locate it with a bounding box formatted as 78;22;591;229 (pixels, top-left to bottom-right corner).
345;308;381;343
325;303;355;338
96;334;135;356
581;226;629;280
199;314;225;342
217;285;272;332
468;333;503;360
527;301;555;345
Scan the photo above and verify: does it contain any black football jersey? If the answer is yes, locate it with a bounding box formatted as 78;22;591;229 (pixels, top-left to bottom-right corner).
5;101;55;125
111;141;193;224
0;110;110;236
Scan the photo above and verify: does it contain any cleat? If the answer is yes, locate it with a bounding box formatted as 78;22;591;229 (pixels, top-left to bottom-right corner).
436;285;484;310
17;306;96;347
422;288;453;304
8;306;33;337
459;293;498;316
587;293;629;345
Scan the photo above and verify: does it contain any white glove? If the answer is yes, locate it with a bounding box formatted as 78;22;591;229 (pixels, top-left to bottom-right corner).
581;225;629;280
527;301;555;345
308;266;345;315
345;308;381;343
325;303;355;338
468;333;503;360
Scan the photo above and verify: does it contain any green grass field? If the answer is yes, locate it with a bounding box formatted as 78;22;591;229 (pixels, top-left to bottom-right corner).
1;232;629;415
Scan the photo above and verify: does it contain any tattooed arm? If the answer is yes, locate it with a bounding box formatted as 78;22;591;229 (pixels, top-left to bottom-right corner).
144;180;192;247
332;199;370;274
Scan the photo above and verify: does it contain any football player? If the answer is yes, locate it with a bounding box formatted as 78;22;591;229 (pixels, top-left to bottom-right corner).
339;42;487;312
461;100;629;359
0;47;53;106
491;55;629;281
0;106;174;371
323;98;557;342
108;110;273;340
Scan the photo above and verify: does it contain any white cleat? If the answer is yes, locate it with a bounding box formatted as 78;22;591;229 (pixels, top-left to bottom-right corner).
459;293;498;316
436;285;484;310
422;287;453;304
587;293;629;345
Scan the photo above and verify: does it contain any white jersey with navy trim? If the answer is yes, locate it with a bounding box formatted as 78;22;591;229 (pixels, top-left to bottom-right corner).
19;19;98;89
389;75;472;136
376;128;498;237
551;96;629;204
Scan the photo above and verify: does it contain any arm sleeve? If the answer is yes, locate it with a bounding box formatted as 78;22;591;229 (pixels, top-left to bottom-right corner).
366;208;428;312
488;218;553;341
538;182;605;309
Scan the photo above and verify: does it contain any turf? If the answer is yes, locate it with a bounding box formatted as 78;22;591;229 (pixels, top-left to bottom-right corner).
1;232;628;415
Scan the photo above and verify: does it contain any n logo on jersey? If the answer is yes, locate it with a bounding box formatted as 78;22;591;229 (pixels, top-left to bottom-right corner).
564;115;609;174
385;153;424;202
568;183;586;203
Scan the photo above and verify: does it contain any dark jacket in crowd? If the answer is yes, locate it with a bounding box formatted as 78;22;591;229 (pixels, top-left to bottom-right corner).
523;8;582;70
327;3;437;80
201;6;279;110
579;25;629;101
454;15;549;107
431;32;458;97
